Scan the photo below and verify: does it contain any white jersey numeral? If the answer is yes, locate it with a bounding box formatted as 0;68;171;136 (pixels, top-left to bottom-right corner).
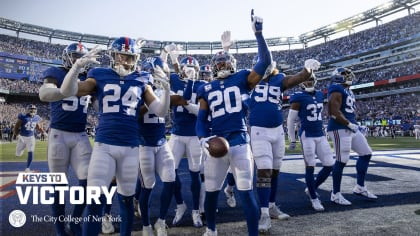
253;84;282;104
24;122;36;131
62;95;91;113
102;84;139;116
143;111;165;124
306;103;323;121
209;86;241;119
345;95;355;114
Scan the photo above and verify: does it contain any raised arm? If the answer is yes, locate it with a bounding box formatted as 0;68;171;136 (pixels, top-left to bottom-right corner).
282;59;321;90
60;46;101;97
247;10;272;89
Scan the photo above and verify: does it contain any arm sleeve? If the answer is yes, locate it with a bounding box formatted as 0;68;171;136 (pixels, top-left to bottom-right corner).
196;109;210;138
253;32;271;76
184;103;199;116
147;88;170;118
60;66;80;97
39;83;66;102
287;109;299;142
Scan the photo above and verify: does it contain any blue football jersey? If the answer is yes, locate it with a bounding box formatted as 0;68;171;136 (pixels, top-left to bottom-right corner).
197;70;251;142
327;84;357;131
183;79;207;103
42;66;90;132
170;73;197;136
88;68;147;146
138;85;167;146
289;90;325;137
18;113;41;137
248;73;285;128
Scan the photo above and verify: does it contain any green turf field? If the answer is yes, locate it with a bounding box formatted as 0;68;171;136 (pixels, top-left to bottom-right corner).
1;137;419;162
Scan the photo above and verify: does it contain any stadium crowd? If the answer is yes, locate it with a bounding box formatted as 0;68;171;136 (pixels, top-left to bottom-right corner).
0;7;420;235
0;11;419;140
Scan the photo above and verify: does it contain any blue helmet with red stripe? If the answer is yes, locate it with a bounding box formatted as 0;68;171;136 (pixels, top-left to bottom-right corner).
210;51;236;79
62;42;89;69
331;67;355;85
199;64;212;81
109;37;140;76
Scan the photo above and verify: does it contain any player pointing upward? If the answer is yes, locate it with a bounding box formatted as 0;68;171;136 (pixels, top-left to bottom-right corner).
196;10;270;236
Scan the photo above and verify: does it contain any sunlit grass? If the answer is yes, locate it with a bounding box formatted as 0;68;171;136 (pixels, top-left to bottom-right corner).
1;137;419;162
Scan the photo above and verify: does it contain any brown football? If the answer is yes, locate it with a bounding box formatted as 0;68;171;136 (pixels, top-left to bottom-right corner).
207;136;230;158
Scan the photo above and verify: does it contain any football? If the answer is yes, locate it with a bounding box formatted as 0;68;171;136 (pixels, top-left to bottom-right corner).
207;136;230;158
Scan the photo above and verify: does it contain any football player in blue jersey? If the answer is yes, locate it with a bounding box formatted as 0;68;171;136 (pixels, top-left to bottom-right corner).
59;37;171;236
164;52;205;227
38;42;94;236
327;67;377;206
248;55;320;231
13;104;45;172
182;63;214;219
137;56;177;236
287;76;335;212
195;10;272;236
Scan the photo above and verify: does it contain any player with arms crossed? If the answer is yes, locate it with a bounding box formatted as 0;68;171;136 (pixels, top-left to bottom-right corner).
13;104;45;172
38;42;94;236
165;52;204;227
196;10;271;236
248;55;320;232
327;67;377;206
287;76;335;212
59;37;170;236
137;56;177;236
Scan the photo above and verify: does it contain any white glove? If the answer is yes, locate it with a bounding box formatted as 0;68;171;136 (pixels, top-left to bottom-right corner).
154;76;170;90
200;135;216;156
74;45;101;69
304;59;321;72
288;141;296;151
164;43;182;64
221;30;233;52
347;123;359;133
153;65;167;79
136;37;146;48
183;67;196;80
251;9;263;33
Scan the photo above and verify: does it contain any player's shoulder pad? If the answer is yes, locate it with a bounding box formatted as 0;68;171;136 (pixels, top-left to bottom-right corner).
42;66;66;80
328;83;345;94
87;67;111;79
289;91;304;103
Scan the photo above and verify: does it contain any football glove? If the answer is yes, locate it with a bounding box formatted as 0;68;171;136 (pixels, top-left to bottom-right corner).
221;30;233;51
200;135;216;157
304;59;321;72
347;123;359;133
74;45;101;69
251;9;263;33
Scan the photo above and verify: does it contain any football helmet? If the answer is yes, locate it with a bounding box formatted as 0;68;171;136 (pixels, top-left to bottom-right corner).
180;56;199;80
210;51;236;79
299;74;317;92
141;56;169;88
141;56;169;75
108;37;140;76
331;67;355;85
199;64;212;82
62;42;89;69
27;104;37;117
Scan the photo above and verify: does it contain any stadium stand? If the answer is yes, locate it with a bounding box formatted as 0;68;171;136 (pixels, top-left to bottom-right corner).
0;10;419;138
